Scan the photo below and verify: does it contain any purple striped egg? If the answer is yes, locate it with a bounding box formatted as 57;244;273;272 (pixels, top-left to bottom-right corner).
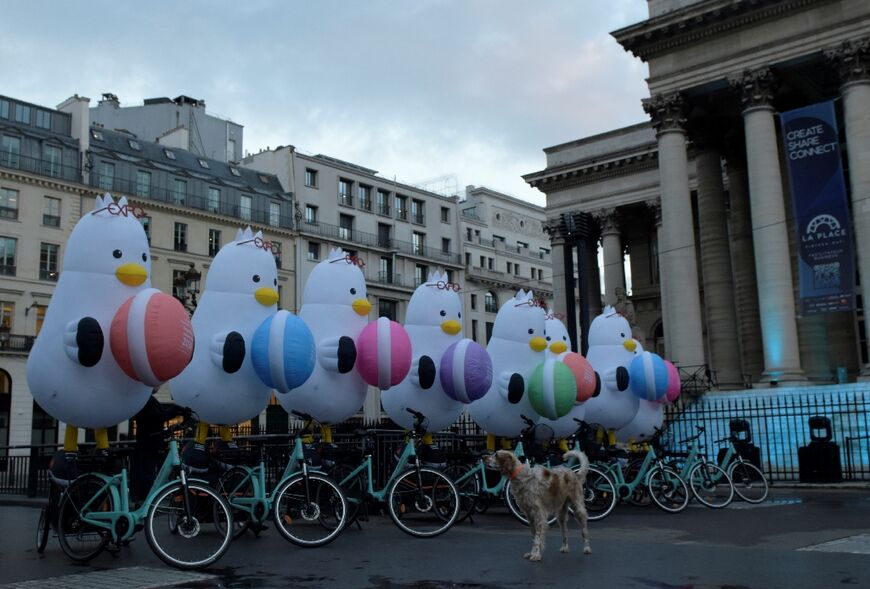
440;339;492;404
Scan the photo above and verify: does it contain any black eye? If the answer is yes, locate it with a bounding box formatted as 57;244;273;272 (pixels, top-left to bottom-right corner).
528;328;534;335
273;278;277;286
563;336;567;341
253;275;261;283
350;288;357;295
620;332;625;338
440;310;446;317
458;312;461;319
546;336;551;341
142;253;147;262
113;249;122;259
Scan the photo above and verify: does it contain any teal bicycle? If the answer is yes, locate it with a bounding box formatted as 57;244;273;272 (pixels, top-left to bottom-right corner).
215;411;347;547
56;420;233;569
329;409;460;538
714;434;769;503
667;426;734;508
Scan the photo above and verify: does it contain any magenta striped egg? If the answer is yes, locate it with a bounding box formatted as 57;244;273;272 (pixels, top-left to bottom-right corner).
356;317;412;390
440;339;492;404
664;360;681;403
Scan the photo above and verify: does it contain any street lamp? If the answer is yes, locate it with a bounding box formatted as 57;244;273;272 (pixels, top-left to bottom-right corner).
173;263;202;313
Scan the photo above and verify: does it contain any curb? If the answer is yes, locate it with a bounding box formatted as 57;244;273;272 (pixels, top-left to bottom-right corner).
0;496;44;508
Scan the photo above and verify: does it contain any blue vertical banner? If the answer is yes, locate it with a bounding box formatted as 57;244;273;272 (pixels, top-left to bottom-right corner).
780;101;855;314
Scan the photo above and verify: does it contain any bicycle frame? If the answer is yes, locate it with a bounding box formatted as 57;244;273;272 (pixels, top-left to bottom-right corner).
453;442;527;499
338;435;427;503
599;444;657;498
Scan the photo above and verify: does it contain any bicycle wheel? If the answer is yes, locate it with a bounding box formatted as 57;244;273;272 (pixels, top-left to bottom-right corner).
145;481;233;569
272;472;347;547
503;479;558;526
443;463;481;524
623;459;652;506
387;468;459;538
216;467;254;539
56;474;112;562
582;466;617;521
328;462;365;526
647;466;689;513
36;506;50;553
728;461;769;504
688;462;733;508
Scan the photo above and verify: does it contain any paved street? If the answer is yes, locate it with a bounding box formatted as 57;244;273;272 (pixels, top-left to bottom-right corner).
1;488;869;588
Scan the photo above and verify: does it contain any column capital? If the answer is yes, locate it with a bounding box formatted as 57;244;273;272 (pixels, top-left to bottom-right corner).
826;37;870;86
592;207;621;236
642;92;687;135
644;198;662;226
729;67;777;110
543;218;565;244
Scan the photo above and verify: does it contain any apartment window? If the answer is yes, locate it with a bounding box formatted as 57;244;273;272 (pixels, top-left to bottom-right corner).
0;237;17;276
376;190;390;215
135;170;151;198
35;110;51;130
305;204;318;224
1;135;20;168
0;99;8;119
479;256;485;268
97;161;114;191
141;216;151;243
358;185;372;211
0;301;12;330
208;229;221;257
227;138;236;162
466;227;472;241
0;188;18;219
207;187;220;213
172;269;187;299
43;145;62;177
91;129;103;141
126;138;140;151
514;263;520;275
269;202;281;227
517;241;529;252
488;258;494;270
440;206;450;223
339;214;354;240
339;178;353;207
34;305;46;335
472;319;478;343
307;241;320;261
164;149;176;160
173;179;186;205
411;199;425;224
40;243;59;281
412;232;425;255
198;159;210;169
441;238;450;254
305;168;318;188
378;298;397;321
471;294;477;310
485;291;498;313
379;257;393;283
267;240;280;269
174;222;187;252
485;321;494;344
506;262;512;274
415;264;428;286
446;269;453;283
464;252;471;266
394;195;407;220
14;104;30;124
373;223;390;248
277;285;283;309
240;195;252;221
43;196;60;227
258;174;270;185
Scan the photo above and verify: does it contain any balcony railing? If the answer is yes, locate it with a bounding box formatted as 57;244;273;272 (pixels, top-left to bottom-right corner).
396;208;408;221
39;269;58;281
0;207;17;220
42;214;60;227
377;204;390;216
90;173;294;229
0;265;15;277
338;193;353;207
0;152;82;183
0;333;36;353
359;198;372;212
411;213;425;225
376;271;402;286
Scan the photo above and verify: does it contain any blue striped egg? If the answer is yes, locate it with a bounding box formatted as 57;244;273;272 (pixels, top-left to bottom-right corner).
628;351;669;401
251;310;316;394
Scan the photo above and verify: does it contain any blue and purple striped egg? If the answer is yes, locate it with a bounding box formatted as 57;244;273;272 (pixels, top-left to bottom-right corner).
110;288;194;387
356;317;412;390
440;339;492;404
251;310;316;394
628;351;669;402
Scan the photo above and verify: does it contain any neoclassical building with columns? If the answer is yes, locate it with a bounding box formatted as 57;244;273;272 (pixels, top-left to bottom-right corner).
525;0;870;388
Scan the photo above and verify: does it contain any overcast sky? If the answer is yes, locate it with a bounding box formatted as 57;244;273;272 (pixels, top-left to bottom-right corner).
1;1;650;205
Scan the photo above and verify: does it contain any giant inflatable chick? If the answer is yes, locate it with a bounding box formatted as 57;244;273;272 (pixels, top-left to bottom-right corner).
535;316;588;443
27;195;153;453
583;306;639;443
277;248;370;440
468;290;547;450
616;340;665;444
382;271;464;434
171;227;279;446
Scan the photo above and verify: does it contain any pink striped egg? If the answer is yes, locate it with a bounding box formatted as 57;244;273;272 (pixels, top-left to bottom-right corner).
110;289;194;386
562;352;599;403
355;317;412;389
664;360;681;403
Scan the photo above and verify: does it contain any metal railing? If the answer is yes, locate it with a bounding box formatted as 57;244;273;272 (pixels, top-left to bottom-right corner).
677;364;717;396
0;152;82;183
0;333;35;352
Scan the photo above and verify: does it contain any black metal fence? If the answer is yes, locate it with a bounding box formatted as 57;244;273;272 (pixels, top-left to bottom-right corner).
663;385;870;482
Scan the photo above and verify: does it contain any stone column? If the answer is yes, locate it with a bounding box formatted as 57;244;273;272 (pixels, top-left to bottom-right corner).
646;198;671;355
723;141;764;383
589;233;603;318
695;146;742;387
544;220;579;347
596;208;625;307
642;93;706;367
828;39;870;377
730;68;805;384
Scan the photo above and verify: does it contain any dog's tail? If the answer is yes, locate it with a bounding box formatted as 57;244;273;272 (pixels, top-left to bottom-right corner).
563;450;589;478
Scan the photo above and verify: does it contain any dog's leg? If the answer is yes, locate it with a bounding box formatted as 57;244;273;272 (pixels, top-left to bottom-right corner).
570;495;592;555
529;508;546;562
523;510;537;560
559;503;570;553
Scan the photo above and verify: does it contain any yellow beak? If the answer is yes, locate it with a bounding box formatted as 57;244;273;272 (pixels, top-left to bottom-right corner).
352;298;372;316
550;341;568;354
529;336;548;352
115;263;148;286
441;320;461;335
255;287;279;306
624;339;637;352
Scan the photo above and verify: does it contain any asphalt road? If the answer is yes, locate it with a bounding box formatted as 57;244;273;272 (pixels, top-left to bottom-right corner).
1;488;869;588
